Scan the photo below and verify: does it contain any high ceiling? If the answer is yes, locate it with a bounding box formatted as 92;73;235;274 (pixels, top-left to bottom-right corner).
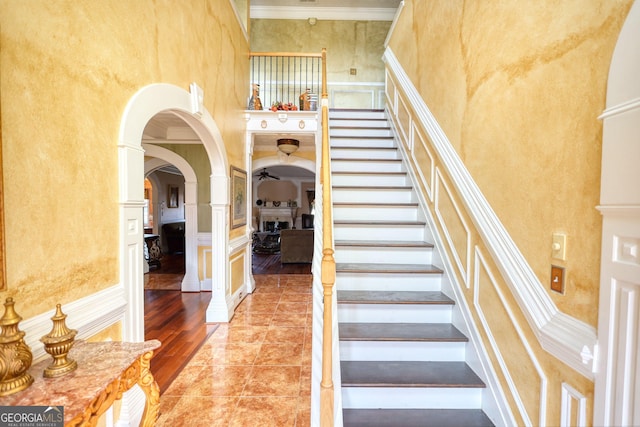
144;0;403;177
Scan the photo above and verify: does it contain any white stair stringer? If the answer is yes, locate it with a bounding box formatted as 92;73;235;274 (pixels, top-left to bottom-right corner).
329;109;499;426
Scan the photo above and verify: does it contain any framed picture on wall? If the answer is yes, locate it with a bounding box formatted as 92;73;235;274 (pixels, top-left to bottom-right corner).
168;185;179;208
231;166;247;229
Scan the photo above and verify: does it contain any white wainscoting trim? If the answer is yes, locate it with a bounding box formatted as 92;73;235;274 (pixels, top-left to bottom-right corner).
598;96;640;120
394;129;516;426
383;46;597;379
561;382;587;427
434;169;472;288
411;124;435;202
22;284;127;362
229;234;250;255
475;248;548;427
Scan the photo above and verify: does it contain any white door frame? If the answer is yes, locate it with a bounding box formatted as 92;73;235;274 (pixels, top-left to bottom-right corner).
594;1;640;425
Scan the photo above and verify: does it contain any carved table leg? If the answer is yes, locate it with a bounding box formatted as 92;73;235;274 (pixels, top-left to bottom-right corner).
137;350;160;427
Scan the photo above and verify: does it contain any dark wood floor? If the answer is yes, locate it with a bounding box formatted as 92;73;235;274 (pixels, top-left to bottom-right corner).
251;251;312;274
144;251;311;393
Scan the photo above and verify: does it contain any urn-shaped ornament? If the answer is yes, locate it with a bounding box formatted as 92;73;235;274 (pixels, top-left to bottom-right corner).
0;297;34;396
40;304;77;378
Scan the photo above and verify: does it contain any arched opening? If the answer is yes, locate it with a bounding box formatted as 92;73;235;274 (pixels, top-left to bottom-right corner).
143;143;199;292
250;156;316;274
118;83;230;342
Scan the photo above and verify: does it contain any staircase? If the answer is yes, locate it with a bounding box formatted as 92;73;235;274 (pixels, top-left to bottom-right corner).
329;109;494;427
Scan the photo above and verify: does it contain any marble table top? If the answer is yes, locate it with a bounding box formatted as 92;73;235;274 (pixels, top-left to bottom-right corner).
0;339;161;423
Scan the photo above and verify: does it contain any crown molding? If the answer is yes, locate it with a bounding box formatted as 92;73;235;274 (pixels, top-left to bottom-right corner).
250;5;397;21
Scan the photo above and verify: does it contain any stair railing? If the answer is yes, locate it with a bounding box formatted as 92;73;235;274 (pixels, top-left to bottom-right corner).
248;51;323;110
318;47;337;427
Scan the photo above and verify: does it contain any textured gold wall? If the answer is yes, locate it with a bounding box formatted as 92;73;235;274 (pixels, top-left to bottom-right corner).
387;0;633;326
0;0;248;318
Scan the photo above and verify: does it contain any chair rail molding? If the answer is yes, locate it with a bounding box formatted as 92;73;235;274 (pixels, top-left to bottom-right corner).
383;47;597;379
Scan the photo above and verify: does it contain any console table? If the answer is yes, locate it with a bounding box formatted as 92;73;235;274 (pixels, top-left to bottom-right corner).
0;340;161;426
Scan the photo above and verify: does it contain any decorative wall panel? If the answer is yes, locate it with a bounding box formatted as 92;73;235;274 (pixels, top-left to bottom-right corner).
435;170;471;287
475;248;547;427
396;95;411;151
412;125;434;202
560;382;586;427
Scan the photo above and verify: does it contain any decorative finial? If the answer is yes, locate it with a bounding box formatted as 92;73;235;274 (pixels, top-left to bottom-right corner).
40;304;77;378
0;297;34;396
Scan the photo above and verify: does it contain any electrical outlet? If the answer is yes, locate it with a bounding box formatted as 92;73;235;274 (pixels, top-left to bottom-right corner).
350;68;357;75
550;265;565;294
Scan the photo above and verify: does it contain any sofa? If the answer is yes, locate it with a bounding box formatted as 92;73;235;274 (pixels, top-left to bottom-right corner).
280;229;314;264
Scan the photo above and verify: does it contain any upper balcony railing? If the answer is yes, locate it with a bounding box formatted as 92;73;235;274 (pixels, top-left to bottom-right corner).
248;52;323;111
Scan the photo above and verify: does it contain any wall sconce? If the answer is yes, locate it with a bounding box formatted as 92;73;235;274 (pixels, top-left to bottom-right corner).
277;138;300;156
308;17;317;25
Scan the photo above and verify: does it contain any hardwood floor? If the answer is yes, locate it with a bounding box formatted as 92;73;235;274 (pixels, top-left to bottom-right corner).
144;290;216;393
144;251;312;393
252;251;312;275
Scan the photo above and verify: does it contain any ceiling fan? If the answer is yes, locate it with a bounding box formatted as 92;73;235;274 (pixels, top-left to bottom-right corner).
257;168;280;180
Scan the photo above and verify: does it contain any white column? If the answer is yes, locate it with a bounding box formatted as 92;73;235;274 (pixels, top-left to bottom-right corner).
206;174;233;322
181;181;200;291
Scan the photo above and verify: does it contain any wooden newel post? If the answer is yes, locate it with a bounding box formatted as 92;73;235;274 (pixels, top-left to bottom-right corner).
320;248;336;427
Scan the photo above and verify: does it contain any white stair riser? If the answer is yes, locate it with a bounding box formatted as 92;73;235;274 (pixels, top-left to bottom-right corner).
341;387;483;409
333;206;418;221
337;304;452;323
330;119;390;128
334;247;433;265
332;160;404;173
340;341;466;362
330;111;386;120
331;128;392;137
334;225;425;241
336;273;442;292
332;174;408;187
331;148;399;160
333;188;415;203
331;138;396;148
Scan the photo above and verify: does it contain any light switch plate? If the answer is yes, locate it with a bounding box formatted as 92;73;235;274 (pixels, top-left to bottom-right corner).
552;233;567;261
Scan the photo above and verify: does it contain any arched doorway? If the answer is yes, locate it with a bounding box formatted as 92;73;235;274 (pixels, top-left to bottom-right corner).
118;83;230;342
143;144;200;292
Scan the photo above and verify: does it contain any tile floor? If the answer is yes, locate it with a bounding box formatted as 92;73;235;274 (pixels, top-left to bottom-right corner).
156;274;313;427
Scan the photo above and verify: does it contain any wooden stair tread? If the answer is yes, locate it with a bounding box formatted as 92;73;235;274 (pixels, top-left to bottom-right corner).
332;146;397;150
333;202;419;207
334;219;425;226
331;158;402;162
343;409;494;427
336;263;442;274
331;117;388;121
332;185;413;190
338;290;451;304
335;240;433;248
330;135;394;140
339;323;468;342
330;108;385;112
341;361;486;388
332;171;406;175
331;125;391;130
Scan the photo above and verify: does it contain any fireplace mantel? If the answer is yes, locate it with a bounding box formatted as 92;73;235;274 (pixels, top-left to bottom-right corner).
259;207;294;231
